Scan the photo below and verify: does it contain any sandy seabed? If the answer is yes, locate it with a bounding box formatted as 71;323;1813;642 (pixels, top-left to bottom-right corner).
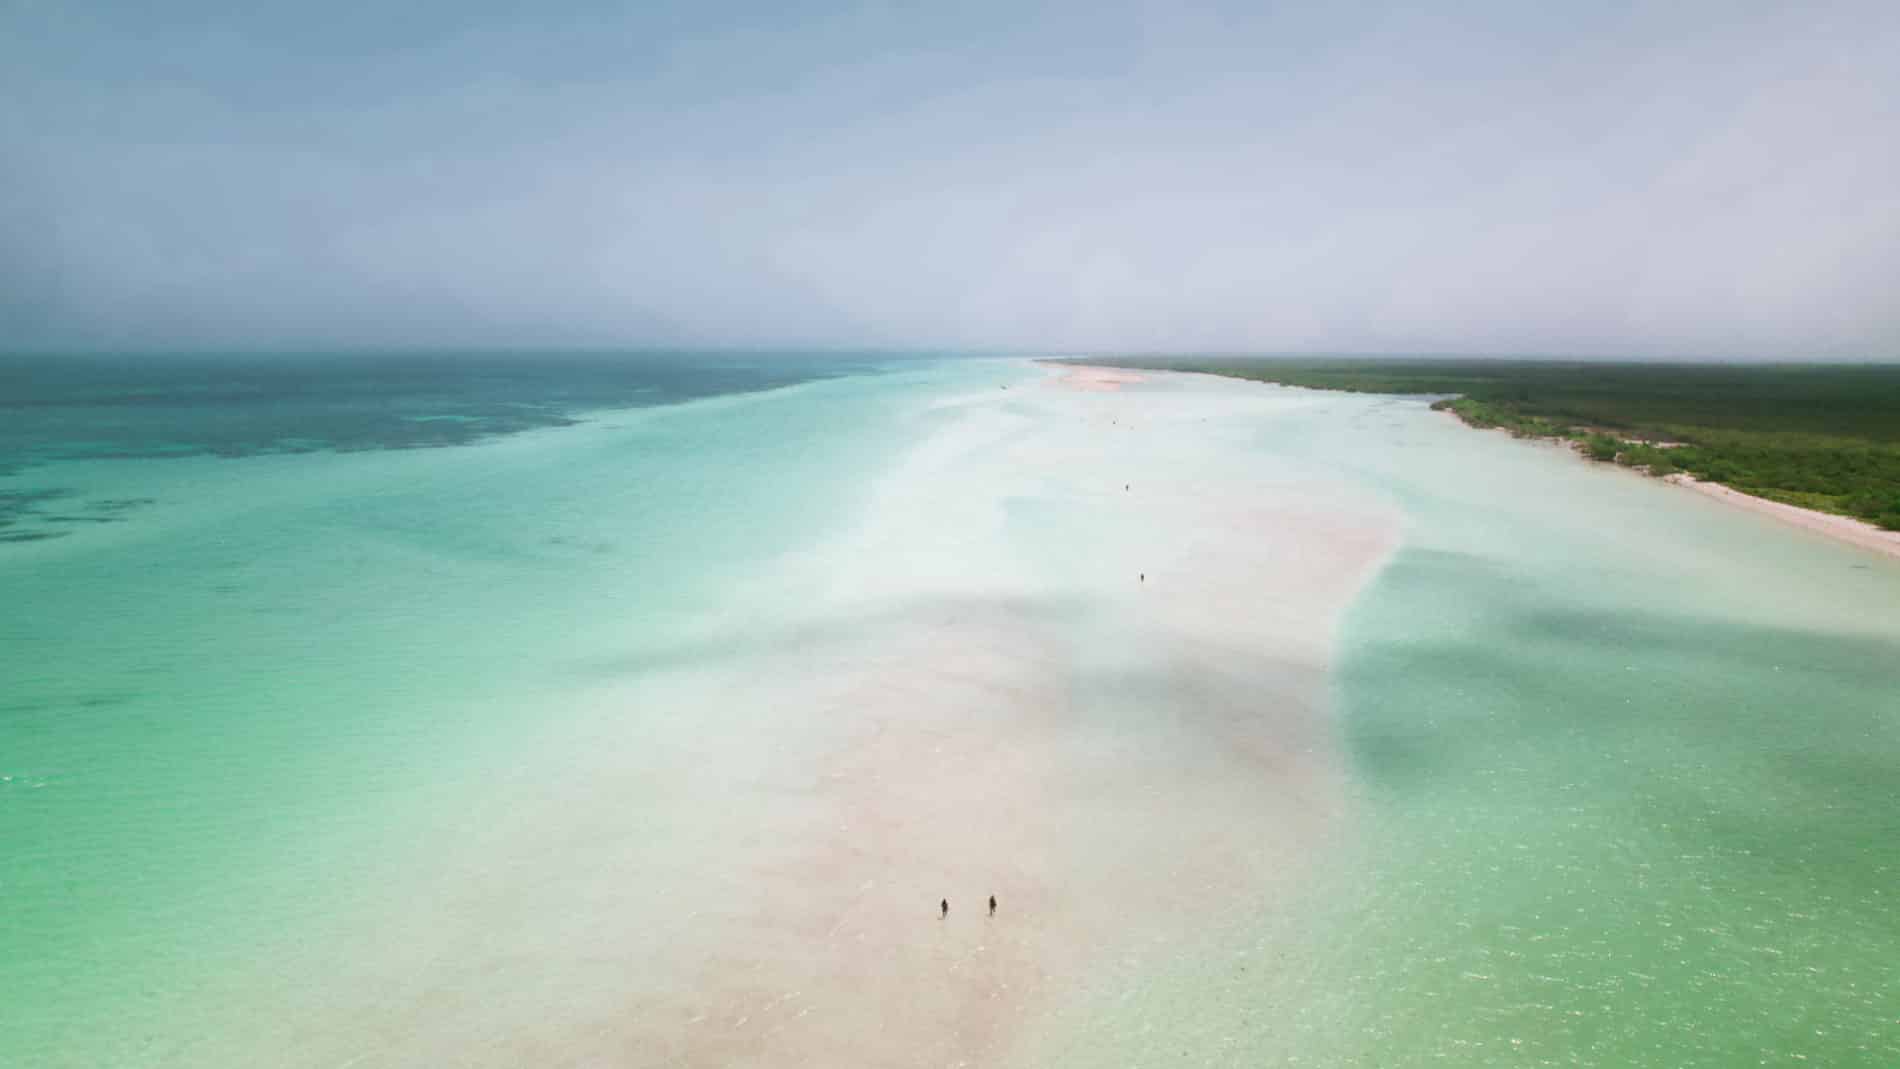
225;361;1399;1068
617;363;1397;1066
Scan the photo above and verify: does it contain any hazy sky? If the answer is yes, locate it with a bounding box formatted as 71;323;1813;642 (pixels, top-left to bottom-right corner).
4;1;1897;357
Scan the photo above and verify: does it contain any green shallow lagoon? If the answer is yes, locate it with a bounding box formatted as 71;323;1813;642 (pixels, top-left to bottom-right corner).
1027;392;1900;1067
1321;408;1900;1065
4;357;1899;1065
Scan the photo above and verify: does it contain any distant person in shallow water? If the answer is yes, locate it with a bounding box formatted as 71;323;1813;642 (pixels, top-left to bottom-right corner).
989;895;997;916
940;898;949;919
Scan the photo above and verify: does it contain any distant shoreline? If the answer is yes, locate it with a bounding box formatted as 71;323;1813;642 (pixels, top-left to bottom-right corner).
1435;408;1900;561
1422;406;1900;562
1057;358;1900;562
1662;472;1900;560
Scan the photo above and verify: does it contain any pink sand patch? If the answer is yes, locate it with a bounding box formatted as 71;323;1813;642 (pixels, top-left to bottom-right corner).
1043;364;1148;392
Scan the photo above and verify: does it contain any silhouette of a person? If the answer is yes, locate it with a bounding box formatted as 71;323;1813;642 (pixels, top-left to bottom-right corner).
940;898;949;919
989;895;997;916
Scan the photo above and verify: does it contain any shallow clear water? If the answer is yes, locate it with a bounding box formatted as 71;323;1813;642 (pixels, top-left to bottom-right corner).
1027;391;1900;1066
2;353;927;1062
1328;403;1900;1066
3;357;1897;1066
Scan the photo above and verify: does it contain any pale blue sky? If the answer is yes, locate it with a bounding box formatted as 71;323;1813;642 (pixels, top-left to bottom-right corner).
4;1;1896;357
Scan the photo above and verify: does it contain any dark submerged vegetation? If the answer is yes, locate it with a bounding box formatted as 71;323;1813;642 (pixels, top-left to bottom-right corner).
1067;358;1900;531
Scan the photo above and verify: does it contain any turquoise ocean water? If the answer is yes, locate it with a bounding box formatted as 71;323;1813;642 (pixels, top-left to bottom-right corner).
2;353;917;1062
3;355;1897;1065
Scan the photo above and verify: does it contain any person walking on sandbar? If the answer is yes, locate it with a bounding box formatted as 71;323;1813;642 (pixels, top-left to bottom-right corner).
989;895;997;916
941;898;949;919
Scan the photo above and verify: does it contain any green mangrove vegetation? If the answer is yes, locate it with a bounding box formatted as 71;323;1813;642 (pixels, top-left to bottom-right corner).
1070;358;1900;530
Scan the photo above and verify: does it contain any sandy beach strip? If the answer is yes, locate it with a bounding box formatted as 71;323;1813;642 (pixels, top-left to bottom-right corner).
1430;406;1900;562
1662;474;1900;560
